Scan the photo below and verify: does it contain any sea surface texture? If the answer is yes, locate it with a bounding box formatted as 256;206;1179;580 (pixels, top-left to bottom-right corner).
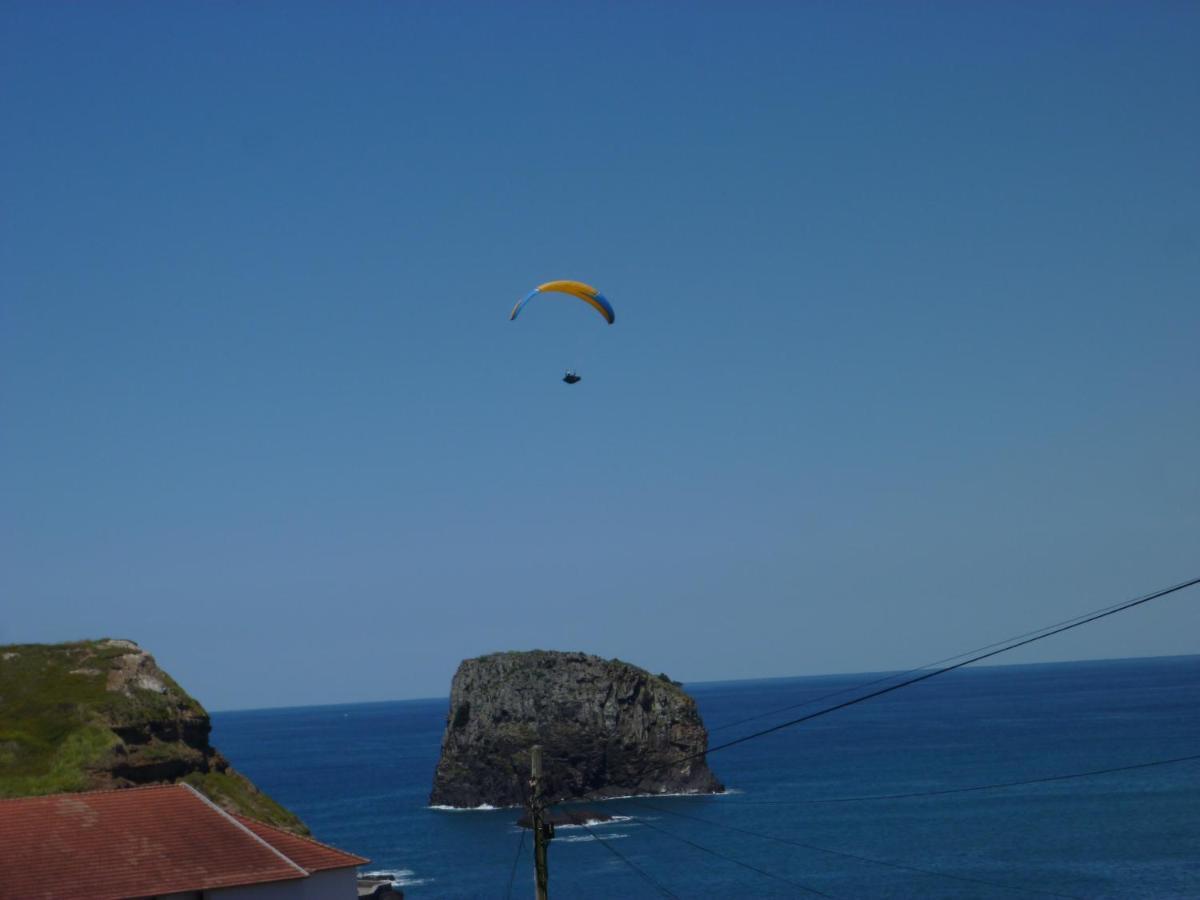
212;655;1199;898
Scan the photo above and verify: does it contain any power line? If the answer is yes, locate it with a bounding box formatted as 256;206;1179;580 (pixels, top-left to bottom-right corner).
626;799;1084;900
670;751;1200;806
504;826;526;900
655;576;1200;775
618;805;838;898
706;591;1150;735
576;819;681;899
532;579;1199;816
505;577;1197;895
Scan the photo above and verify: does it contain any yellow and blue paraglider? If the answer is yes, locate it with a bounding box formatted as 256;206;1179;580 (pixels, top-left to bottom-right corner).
509;280;615;325
510;280;614;384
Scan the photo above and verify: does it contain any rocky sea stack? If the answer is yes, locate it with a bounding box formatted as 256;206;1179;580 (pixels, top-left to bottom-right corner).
0;638;307;834
430;650;723;808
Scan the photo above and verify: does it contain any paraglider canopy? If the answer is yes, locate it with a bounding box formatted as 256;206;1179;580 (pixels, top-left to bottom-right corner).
510;280;613;384
509;280;615;325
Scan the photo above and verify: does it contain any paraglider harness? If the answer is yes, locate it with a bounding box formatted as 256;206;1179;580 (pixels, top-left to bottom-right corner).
562;370;582;385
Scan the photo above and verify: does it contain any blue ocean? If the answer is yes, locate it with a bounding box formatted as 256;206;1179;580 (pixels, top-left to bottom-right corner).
211;656;1199;898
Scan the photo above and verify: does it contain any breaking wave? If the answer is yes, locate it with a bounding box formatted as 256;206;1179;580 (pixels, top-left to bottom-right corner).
555;815;633;829
557;832;630;843
428;802;506;811
360;869;433;888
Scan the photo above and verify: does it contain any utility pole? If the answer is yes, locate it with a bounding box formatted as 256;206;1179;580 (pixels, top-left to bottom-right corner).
530;744;553;900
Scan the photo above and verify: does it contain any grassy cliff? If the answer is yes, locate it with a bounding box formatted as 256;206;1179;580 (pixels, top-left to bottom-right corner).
0;639;307;834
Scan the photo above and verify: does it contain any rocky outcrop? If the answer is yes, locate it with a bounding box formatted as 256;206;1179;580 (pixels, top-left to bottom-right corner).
0;638;308;834
430;651;723;808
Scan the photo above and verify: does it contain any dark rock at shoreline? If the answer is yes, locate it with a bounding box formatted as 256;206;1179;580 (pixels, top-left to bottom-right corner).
357;876;405;898
429;650;723;808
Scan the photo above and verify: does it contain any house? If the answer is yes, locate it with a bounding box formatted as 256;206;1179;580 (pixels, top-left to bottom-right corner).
0;783;368;899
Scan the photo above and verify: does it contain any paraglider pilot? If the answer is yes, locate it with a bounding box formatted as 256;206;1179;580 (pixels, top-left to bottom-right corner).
509;281;612;385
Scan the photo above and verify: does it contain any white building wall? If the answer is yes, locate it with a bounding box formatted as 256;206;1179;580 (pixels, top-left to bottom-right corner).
207;868;358;900
205;879;304;900
296;868;359;900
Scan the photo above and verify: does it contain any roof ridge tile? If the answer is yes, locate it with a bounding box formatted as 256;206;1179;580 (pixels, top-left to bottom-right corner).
231;812;370;865
179;783;310;877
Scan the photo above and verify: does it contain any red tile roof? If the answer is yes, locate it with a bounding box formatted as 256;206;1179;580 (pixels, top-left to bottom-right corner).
0;784;367;900
233;813;369;872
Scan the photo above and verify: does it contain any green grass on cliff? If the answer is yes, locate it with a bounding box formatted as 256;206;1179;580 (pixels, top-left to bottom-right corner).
182;771;308;834
0;725;120;796
0;641;127;793
0;640;308;834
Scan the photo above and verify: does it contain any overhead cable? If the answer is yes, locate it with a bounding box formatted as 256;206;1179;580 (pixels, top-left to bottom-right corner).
577;819;681;899
707;590;1153;735
625;799;1083;900
503;827;526;900
665;575;1200;772
617;807;837;898
671;751;1200;805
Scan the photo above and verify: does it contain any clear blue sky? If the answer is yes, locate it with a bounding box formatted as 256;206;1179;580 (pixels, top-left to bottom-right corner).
2;2;1197;711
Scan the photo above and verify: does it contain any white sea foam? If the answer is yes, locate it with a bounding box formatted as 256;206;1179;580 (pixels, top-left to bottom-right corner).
359;869;432;888
360;869;414;879
395;875;434;887
589;789;729;802
557;832;629;844
428;791;729;812
428;802;507;811
554;815;633;829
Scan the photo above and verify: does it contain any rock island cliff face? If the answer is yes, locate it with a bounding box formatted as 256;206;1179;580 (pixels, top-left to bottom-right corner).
0;639;307;834
430;651;723;808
